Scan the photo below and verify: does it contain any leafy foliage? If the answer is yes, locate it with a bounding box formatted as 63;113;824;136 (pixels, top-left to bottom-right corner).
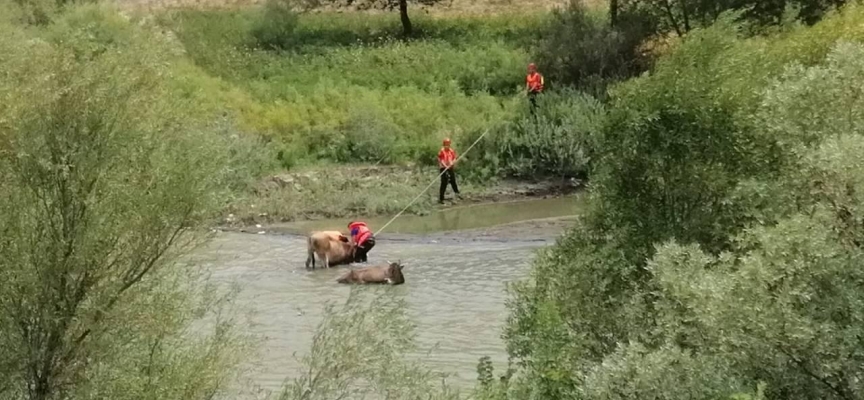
251;0;300;50
460;89;605;181
280;289;460;400
159;9;530;171
647;210;864;399
595;17;782;258
581;343;744;400
500;5;864;400
534;0;655;93
619;0;847;36
0;5;252;399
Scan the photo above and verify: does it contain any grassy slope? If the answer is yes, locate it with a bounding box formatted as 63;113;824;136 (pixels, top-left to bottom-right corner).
159;9;541;163
143;4;585;224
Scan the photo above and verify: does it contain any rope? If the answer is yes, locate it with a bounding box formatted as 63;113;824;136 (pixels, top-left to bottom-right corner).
371;149;390;167
373;128;491;237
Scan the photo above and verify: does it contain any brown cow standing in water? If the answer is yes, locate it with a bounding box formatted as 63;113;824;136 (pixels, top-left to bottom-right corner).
306;230;354;269
337;261;405;285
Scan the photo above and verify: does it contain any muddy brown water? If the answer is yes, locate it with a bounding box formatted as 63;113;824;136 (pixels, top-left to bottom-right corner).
196;197;583;396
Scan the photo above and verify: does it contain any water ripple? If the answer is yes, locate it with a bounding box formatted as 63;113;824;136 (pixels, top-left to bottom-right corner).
196;231;547;393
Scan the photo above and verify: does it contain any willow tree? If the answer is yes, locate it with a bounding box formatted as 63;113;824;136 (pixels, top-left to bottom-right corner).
0;5;250;400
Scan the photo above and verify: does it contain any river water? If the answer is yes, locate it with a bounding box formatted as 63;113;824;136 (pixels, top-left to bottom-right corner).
195;197;581;396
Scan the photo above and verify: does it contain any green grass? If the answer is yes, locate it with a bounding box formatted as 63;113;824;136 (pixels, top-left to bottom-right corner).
156;8;548;167
146;6;607;222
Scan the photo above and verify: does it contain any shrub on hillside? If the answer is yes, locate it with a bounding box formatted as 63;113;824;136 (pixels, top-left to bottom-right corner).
534;0;655;93
621;0;847;35
647;211;864;399
757;40;864;150
250;0;299;50
500;6;864;400
280;289;460;400
595;17;787;257
458;90;605;182
305;106;403;164
0;5;250;399
581;343;745;400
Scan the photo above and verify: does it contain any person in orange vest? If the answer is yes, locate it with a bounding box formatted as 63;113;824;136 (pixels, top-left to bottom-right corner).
438;138;461;204
347;221;375;263
526;63;545;114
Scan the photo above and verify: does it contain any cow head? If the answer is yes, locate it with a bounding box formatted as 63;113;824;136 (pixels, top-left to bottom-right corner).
387;260;406;284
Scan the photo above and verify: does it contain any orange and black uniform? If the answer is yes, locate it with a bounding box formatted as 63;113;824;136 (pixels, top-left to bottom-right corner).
348;221;375;263
526;71;545;112
438;145;460;203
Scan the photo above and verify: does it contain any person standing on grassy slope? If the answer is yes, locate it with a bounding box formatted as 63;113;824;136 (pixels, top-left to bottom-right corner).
438;138;461;204
526;63;545;114
348;221;375;263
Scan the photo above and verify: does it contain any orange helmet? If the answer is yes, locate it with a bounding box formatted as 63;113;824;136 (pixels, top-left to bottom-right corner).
443;138;451;146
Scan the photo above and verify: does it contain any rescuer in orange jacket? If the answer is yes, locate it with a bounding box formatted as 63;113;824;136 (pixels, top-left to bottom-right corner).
347;221;375;263
438;138;461;204
526;63;545;114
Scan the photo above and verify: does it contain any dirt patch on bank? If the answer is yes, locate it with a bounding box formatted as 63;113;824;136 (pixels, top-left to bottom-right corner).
221;164;585;227
264;165;584;203
450;177;584;207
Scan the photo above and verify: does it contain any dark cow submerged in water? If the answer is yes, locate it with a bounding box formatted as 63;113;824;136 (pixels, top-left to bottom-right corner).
337;261;406;285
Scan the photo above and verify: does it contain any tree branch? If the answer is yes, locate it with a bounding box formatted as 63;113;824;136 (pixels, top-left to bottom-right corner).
774;343;852;400
62;210;192;366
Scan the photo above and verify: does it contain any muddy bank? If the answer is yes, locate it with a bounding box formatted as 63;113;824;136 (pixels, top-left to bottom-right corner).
229;214;579;243
223;194;585;244
223;164;585;228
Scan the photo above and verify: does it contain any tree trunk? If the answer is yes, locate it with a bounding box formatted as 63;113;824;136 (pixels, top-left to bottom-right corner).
399;0;413;36
610;0;619;26
661;0;683;36
678;0;692;32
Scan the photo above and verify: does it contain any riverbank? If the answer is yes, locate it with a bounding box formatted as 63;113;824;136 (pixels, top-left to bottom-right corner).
221;164;584;227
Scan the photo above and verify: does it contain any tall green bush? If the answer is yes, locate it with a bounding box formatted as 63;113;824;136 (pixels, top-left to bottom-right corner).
250;0;299;50
500;5;864;400
648;210;864;399
0;5;251;399
280;289;460;400
620;0;846;35
458;90;605;182
534;0;655;93
596;16;784;258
